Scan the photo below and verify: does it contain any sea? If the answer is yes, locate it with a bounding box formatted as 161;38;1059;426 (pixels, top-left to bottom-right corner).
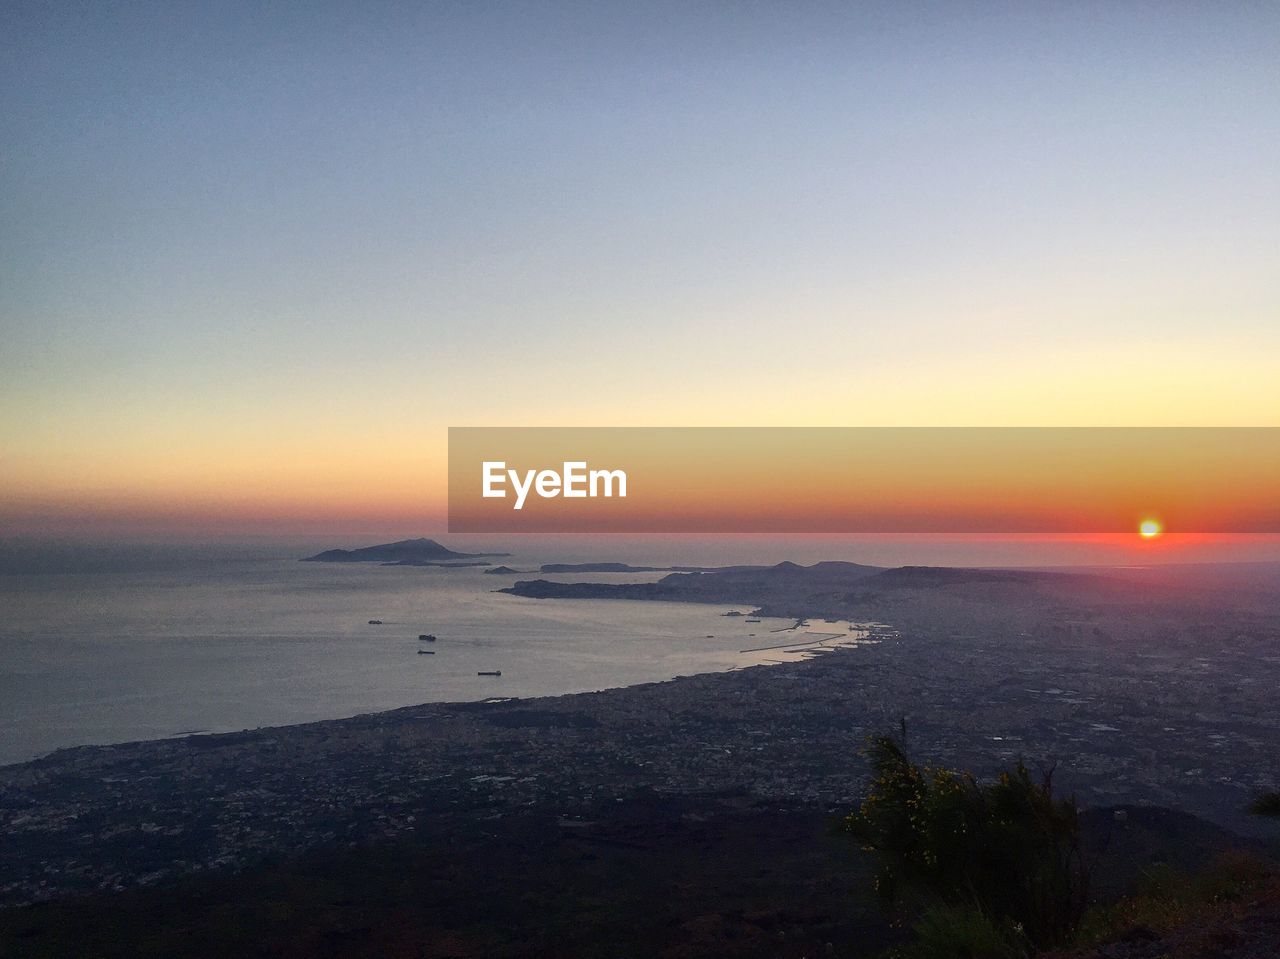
8;534;1272;767
0;539;869;765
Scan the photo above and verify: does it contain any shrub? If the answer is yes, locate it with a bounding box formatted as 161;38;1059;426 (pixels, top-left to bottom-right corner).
898;904;1027;959
843;735;1088;952
1248;790;1280;818
1074;850;1273;946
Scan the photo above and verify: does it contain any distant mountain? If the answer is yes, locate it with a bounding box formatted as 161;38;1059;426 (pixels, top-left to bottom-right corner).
302;538;509;563
499;560;1188;623
501;560;885;605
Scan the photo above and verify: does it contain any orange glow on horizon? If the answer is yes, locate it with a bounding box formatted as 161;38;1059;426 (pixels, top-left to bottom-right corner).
447;428;1280;535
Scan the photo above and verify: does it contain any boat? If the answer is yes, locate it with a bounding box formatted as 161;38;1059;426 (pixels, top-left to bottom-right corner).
745;618;761;623
417;650;435;655
368;619;383;625
418;634;437;642
477;670;502;676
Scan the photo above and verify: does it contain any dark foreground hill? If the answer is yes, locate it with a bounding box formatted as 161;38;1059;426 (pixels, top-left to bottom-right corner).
0;795;1263;959
0;795;883;959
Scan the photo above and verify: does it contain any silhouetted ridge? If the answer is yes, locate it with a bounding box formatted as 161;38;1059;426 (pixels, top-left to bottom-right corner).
302;538;509;563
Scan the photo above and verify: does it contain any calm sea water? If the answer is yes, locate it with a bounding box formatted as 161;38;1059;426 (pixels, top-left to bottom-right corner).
0;549;829;765
13;533;1249;767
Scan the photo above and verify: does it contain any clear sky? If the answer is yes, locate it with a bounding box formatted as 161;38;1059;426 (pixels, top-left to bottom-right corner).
2;2;1278;538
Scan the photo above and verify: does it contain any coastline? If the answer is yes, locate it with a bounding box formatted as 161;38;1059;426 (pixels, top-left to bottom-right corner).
0;560;804;766
4;576;1280;907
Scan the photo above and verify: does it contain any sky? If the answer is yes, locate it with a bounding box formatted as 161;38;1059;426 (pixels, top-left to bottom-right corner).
2;2;1278;542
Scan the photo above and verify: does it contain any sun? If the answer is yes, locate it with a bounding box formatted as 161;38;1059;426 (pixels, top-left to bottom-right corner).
1138;519;1162;539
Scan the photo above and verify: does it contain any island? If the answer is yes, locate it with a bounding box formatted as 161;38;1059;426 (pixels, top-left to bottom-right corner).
380;560;493;568
301;537;509;564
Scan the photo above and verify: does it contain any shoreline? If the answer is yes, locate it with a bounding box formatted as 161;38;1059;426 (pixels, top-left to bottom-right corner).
2;609;847;770
6;607;887;774
4;562;1280;908
0;560;806;767
4;577;1280;906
